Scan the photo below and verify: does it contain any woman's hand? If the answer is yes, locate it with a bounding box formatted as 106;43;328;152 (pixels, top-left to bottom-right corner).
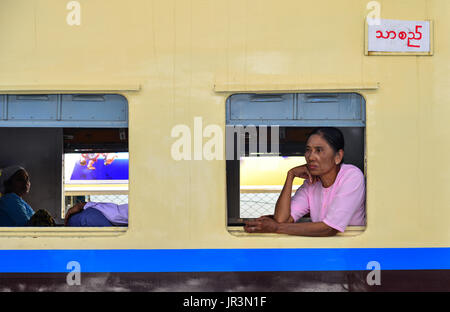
288;164;318;184
64;202;86;225
244;216;280;233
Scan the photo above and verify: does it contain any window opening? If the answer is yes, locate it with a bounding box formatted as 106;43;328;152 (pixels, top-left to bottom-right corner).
226;93;366;232
0;94;128;228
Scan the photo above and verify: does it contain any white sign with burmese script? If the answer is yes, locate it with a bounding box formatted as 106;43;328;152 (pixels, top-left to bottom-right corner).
367;19;431;52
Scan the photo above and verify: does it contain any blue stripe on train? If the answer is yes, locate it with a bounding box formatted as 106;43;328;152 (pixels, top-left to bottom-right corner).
0;248;449;273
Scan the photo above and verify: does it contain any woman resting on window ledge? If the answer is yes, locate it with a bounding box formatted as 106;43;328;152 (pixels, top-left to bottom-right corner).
244;127;365;237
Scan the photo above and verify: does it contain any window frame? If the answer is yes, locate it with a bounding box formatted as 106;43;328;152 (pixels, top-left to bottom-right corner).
0;93;129;235
225;92;366;235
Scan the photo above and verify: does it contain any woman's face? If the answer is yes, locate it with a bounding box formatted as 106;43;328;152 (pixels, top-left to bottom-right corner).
305;134;342;176
8;170;31;196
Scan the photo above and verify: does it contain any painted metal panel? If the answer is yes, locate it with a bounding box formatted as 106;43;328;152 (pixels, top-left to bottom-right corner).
0;248;449;273
0;94;128;127
227;93;365;126
228;94;294;120
7;94;58;120
297;93;363;121
0;0;447;257
61;94;127;122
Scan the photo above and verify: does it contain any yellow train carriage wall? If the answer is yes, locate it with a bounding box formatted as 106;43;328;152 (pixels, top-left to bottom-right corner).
0;0;449;291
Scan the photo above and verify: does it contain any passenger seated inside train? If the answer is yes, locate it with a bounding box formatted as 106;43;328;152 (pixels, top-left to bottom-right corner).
0;165;127;227
65;201;128;227
244;127;365;237
0;166;55;226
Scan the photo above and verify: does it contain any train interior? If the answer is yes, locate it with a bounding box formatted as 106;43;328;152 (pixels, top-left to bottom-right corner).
0;94;128;226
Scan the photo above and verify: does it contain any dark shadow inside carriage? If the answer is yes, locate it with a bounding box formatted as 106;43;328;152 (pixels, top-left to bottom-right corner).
225;93;366;226
0;94;129;226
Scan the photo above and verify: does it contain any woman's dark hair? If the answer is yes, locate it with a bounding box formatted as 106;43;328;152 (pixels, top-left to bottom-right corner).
307;127;345;162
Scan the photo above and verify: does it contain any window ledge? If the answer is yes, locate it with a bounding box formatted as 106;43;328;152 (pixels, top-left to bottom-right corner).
0;226;128;237
215;82;379;92
0;84;140;93
227;226;365;237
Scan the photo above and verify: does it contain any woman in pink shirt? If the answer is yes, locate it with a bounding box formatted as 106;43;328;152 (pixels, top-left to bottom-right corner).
244;127;365;236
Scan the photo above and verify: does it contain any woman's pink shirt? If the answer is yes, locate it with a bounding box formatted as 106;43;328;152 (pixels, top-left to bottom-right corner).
290;164;366;232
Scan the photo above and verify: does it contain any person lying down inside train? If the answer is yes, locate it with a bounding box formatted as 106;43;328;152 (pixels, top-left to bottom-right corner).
64;201;128;227
0;166;55;226
244;127;366;237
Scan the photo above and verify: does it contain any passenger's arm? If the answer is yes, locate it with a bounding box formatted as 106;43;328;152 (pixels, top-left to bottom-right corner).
273;172;296;223
64;202;86;225
276;220;338;237
244;217;338;237
274;165;317;223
